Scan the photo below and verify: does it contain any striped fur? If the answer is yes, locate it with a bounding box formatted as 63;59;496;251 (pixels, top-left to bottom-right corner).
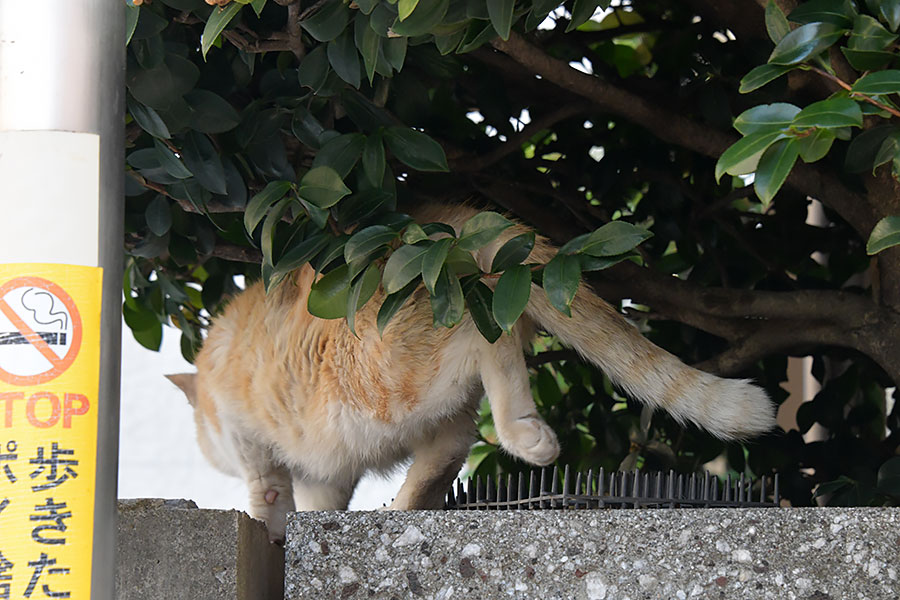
168;204;774;541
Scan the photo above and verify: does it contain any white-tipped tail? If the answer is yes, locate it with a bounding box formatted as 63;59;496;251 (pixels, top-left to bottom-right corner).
525;283;776;440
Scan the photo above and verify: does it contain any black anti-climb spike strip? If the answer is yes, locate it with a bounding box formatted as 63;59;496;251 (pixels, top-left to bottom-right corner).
445;467;781;510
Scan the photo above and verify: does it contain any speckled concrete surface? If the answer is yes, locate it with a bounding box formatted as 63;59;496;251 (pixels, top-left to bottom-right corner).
285;508;899;600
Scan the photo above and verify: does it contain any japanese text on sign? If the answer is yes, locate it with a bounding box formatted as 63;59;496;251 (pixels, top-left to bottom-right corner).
0;265;102;599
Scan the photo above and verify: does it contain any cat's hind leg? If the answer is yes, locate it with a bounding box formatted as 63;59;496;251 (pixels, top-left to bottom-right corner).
388;409;476;509
479;334;560;466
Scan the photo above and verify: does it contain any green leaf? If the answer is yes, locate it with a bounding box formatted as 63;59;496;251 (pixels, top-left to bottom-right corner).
184;89;240;134
312;133;366;178
792;97;863;128
422;222;457;237
568;0;606;32
845;125;900;172
363;133;386;187
291;106;328;150
377;279;420;335
870;0;900;31
848;14;898;50
445;246;481;276
390;0;450;36
581;221;652;257
398;0;420;21
543;253;581;316
457;19;500;53
796;128;837;162
356;0;379;14
457;212;514;251
308;264;351;319
430;266;465;327
201;3;241;59
382;243;429;293
298;166;352;209
422;237;454;294
768;22;846;65
153;139;192;179
873;129;900;170
272;232;330;280
250;0;266;17
127;96;171;139
754;138;801;206
739;63;795;93
715;130;787;181
465;281;502;342
492;264;532;334
301;0;350;42
385;37;408;72
327;30;361;88
840;47;897;70
487;0;515;39
733;103;800;135
245;180;292;233
180;131;226;194
765;0;791;43
866;215;900;254
126;4;140;46
402;223;429;244
300;197;330;230
490;232;535;272
876;456;900;495
788;0;856;27
298;45;332;93
579;253;634;271
558;233;590;255
850;70;900;94
346;262;381;335
145;196;172;236
355;11;381;83
345;225;398;263
383;127;449;172
261;196;293;266
131;320;163;351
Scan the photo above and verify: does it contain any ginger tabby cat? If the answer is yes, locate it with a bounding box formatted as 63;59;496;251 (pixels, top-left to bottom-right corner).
168;204;775;541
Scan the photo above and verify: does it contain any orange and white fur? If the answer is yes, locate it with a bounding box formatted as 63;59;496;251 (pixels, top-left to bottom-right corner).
167;204;775;541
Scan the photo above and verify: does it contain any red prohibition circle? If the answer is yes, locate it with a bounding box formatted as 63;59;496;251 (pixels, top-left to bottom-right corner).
0;276;83;386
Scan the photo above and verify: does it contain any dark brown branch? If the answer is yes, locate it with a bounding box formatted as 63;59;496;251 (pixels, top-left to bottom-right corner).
222;31;294;54
452;102;589;173
526;349;580;368
490;32;877;240
127;171;246;214
210;242;262;264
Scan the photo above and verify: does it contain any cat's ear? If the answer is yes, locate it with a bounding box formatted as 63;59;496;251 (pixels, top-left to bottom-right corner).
166;373;197;407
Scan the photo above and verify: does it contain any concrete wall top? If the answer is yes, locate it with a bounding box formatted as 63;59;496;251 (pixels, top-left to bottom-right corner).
286;507;900;600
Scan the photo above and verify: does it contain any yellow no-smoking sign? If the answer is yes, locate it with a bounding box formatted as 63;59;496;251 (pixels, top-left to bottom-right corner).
0;264;102;600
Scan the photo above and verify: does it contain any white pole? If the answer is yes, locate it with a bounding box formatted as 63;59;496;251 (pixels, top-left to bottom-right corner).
0;1;124;599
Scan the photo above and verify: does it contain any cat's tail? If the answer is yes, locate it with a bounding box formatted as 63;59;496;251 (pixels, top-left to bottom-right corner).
519;242;777;441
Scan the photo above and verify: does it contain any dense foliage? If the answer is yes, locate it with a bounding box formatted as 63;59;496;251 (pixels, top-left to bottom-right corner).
124;0;900;506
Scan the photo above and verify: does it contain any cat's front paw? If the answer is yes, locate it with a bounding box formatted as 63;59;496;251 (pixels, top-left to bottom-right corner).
501;416;560;466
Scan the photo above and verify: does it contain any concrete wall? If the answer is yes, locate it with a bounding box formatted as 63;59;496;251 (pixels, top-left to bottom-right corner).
116;498;283;600
115;500;899;600
285;508;900;600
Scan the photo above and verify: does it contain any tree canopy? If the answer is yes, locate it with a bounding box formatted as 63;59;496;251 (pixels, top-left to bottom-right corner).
123;0;900;506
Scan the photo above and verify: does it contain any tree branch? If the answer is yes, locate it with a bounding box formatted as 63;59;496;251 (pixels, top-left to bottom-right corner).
211;242;262;264
489;32;877;240
452;102;589;172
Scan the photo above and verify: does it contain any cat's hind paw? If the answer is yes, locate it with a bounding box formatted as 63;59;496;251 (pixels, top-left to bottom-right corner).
501;416;560;466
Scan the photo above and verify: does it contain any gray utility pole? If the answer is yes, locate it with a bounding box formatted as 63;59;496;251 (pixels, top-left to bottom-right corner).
0;1;124;599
